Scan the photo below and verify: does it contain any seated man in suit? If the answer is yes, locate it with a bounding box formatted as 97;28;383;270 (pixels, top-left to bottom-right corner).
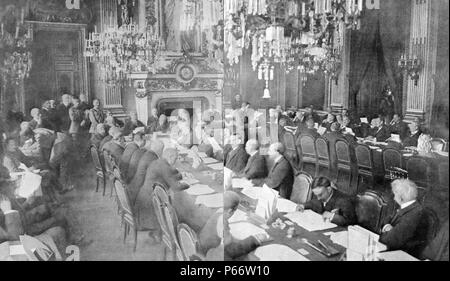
101;126;125;163
122;111;145;136
304;105;321;124
379;179;428;258
297;177;356;226
118;132;145;180
388;114;409;140
239;139;267;181
146;108;159;134
90;123;107;149
223;134;249;174
321;114;336;132
263;142;293;199
402;120;422;147
297;118;320;139
223;191;271;261
367;117;390;142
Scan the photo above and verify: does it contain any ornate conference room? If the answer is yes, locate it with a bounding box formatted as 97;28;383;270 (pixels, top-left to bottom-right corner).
0;0;448;262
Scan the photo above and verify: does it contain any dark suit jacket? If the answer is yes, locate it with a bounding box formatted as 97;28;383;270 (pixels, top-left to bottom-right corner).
122;119;145;136
99;135;113;151
304;189;356;226
265;156;293;199
119;142;139;179
127;150;159;204
403;131;421;147
126;148;146;183
379;201;428;257
146;116;159;134
90;133;106;149
224;145;249;174
243;152;268;180
102;140;124;163
370;125;390;142
388;121;409;140
55;104;71;132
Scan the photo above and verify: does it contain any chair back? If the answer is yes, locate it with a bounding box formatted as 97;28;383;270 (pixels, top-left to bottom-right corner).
103;150;115;176
162;203;183;260
335;140;351;166
438;161;449;187
355;144;373;170
355;191;387;233
113;176;134;219
406;157;431;189
423;208;440;245
431;138;446;152
298;135;316;161
315;137;330;163
283;132;299;169
283;131;296;150
90;145;104;173
290;172;313;204
177;223;200;261
382;148;403;171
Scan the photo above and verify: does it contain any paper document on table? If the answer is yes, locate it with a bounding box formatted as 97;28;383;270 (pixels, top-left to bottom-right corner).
317;127;327;135
254;244;310;261
15;172;42;199
195;193;223;208
330;231;349;248
185;184;215;196
229;221;267;240
232;178;254;189
197;152;208;158
284;210;337;232
9;245;27;256
276;198;298;213
181;177;199;185
254;186;278;221
378;251;419;261
224;167;233;189
241;186;262;199
347;225;387;261
207;163;223;171
202;157;219;164
228;209;248;223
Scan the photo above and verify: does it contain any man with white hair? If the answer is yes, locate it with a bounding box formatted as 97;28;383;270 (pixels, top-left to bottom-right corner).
367;116;390;142
241;139;267;181
403;120;422;147
380;179;428;258
263;142;293;199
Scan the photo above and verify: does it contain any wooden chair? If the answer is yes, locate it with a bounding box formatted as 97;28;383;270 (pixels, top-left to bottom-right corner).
102;150;116;197
283;131;299;171
90;145;106;195
335;140;356;195
113;176;139;252
315;137;330;177
177;223;205;261
290;172;313;204
406;157;432;201
152;183;183;261
382;148;403;182
297;134;317;175
431;138;446;152
355;143;375;190
355;191;388;234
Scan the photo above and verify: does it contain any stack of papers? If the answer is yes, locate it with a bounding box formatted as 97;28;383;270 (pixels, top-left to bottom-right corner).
346;225;387;261
229;221;267;240
228;209;248;223
254;186;278;221
232;178;254;189
185;184;215;196
276;198;298;213
202;157;219;164
284;210;337;232
254;244;310;261
195;193;223;208
241;186;263;200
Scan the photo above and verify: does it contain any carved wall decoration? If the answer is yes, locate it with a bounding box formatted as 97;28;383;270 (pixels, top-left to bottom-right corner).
146;77;220;92
27;0;95;24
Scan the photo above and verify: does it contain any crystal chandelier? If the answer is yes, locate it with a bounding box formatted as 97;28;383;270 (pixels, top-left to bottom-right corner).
84;23;161;86
398;53;422;86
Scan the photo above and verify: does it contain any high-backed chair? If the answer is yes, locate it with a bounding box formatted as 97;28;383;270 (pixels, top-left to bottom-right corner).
436;161;449;201
382;148;403;181
290;172;313;204
406;157;432;202
113;176;139;252
152;183;183;261
283;131;299;171
297;134;317;175
90;145;106;195
431;138;446;152
315;137;330;177
355;191;388;233
102;150;116;197
335;140;356;195
355;143;375;190
177;223;204;261
423;207;440;248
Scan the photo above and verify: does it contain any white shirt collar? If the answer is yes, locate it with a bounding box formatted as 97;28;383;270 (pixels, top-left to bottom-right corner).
400;200;416;210
411;130;418;135
273;155;283;164
249;150;258;157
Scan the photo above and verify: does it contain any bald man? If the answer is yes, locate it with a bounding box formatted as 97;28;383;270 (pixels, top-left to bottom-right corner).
264;142;293;199
241;139;267;180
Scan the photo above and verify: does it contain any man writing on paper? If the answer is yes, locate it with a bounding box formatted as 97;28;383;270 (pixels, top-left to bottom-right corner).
296;177;356;227
379;179;428;258
224;191;271;261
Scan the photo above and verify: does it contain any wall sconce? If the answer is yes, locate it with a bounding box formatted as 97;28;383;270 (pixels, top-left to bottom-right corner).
398;53;422;86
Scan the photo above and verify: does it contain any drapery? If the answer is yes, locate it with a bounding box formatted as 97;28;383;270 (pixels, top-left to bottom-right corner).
349;0;411;118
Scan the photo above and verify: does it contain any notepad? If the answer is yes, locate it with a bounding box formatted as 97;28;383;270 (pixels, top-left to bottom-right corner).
229;221;267;240
185;184;215;196
207;163;223;171
195;193;223;208
317;126;327;135
228;209;248;223
284;210;337;232
232;178;254;189
276;198;298;213
202;157;219;164
254;244;310;261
